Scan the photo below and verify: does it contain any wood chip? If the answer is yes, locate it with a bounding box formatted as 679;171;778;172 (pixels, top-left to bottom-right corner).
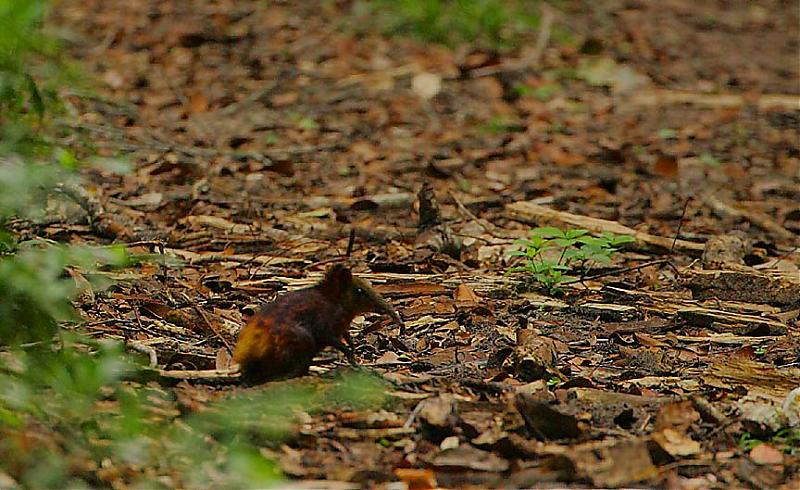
704;356;800;399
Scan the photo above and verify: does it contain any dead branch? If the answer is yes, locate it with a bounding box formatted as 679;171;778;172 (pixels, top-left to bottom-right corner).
506;201;706;254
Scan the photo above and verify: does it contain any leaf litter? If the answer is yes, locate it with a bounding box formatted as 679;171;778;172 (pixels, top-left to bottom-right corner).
32;0;800;487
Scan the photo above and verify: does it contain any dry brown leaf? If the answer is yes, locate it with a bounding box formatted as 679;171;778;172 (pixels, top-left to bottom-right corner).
655;400;701;431
417;395;458;430
651;428;701;457
215;347;233;370
453;283;480;308
569;439;659;487
653;153;679;178
394;468;437;490
189;90;208;113
750;444;784;465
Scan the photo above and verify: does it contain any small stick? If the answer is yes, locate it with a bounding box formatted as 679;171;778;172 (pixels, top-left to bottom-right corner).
128;342;158;368
529;3;555;69
157;368;241;384
563;259;670;285
346;228;356;258
182;292;233;353
671;198;691;254
306;229;357;271
403;399;426;429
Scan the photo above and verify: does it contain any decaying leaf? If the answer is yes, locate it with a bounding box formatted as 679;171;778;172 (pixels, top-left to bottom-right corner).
417;395;459;431
430;445;509;472
568;439;659;487
515;393;582;440
505;329;561;381
651;428;701;457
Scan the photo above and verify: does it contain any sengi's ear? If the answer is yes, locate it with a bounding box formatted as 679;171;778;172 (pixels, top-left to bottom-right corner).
322;264;352;293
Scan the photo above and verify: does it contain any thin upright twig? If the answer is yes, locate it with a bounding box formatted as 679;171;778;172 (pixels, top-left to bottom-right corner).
346;228;356;258
671;198;691;254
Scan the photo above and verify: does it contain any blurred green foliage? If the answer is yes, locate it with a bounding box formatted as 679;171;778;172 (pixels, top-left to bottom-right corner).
355;0;543;50
0;1;387;486
1;350;386;487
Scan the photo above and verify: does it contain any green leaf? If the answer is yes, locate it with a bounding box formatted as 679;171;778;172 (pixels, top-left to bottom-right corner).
227;448;282;485
657;128;678;140
553;238;576;248
25;74;45;118
296;116;318;130
513;238;536;248
55;148;78;169
561;249;582;263
589;254;612;264
699;152;720;167
263;132;280;145
610;234;635;245
515;83;560;101
564;228;589;239
577;236;608;247
531;226;565;239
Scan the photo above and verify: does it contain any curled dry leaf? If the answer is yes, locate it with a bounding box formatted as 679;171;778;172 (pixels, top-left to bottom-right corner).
651;428;701;457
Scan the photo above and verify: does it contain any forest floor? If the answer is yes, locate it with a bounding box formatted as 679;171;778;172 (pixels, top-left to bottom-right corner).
42;0;799;488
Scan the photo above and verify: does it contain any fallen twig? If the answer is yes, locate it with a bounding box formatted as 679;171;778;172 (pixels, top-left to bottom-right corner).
506;201;706;254
628;90;800;111
128;341;158;368
705;195;795;242
564;259;673;285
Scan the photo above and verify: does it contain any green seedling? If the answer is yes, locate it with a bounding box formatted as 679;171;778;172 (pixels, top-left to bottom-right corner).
699;151;720;167
515;83;560;101
657;128;678;140
738;429;800;455
507;226;634;294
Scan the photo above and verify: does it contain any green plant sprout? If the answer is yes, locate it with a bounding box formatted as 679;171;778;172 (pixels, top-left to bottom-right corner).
507;226;635;294
356;0;542;51
738;429;800;456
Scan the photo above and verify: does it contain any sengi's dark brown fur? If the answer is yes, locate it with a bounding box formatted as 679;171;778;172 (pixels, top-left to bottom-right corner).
233;265;401;383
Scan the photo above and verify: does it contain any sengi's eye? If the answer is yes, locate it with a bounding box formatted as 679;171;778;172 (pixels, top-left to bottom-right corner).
355;287;365;297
